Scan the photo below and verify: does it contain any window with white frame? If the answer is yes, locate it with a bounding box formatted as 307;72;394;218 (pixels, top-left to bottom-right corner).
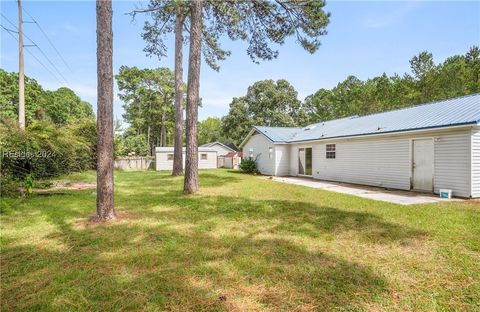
167;153;173;161
326;144;336;159
249;148;254;159
268;147;273;159
201;153;208;160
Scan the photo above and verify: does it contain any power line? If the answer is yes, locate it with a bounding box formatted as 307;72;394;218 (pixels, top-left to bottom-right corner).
1;24;64;85
1;13;70;86
22;7;73;73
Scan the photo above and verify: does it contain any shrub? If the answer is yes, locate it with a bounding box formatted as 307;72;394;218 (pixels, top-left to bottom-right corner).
24;174;34;195
68;119;97;168
0;173;20;198
0;120;95;187
239;158;258;174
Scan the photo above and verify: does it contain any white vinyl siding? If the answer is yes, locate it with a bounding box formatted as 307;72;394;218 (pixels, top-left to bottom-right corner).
471;126;480;198
198;152;218;169
289;145;299;176
275;144;290;176
287;128;473;197
242;133;275;175
309;137;411;190
156;151;183;171
156;150;217;171
433;131;471;198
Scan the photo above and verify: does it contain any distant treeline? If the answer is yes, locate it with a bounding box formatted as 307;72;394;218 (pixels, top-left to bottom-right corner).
0;69;94;125
220;47;480;146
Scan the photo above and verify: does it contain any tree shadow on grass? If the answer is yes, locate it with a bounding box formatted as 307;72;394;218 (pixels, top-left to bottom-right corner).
1;172;427;310
2;217;389;311
113;171;243;192
117;190;426;245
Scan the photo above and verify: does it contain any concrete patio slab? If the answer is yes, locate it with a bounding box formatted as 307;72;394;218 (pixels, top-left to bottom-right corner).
267;176;462;205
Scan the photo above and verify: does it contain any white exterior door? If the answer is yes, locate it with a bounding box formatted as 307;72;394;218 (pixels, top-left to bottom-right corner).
412;139;434;191
298;147;312;176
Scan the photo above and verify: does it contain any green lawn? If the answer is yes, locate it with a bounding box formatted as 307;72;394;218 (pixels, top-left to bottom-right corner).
1;170;479;311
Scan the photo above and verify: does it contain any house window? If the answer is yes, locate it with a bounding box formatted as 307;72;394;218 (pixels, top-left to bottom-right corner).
268;147;273;159
167;153;173;160
249;148;254;159
326;144;336;159
201;153;208;160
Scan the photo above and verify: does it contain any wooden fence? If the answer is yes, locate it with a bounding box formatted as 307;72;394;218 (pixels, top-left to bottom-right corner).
114;157;155;170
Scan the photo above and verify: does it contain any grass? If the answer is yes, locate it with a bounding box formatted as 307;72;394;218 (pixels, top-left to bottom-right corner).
1;169;479;311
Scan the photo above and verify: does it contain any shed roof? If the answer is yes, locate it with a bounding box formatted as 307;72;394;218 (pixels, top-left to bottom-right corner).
200;141;236;151
155;147;216;153
244;94;480;145
224;151;242;157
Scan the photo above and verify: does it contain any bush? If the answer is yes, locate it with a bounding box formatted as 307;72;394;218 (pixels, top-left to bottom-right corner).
0;120;95;187
68;119;97;168
239;158;258;174
0;173;20;198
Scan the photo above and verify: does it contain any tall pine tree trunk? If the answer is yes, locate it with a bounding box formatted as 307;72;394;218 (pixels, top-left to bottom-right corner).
172;12;185;176
95;0;115;220
184;0;202;194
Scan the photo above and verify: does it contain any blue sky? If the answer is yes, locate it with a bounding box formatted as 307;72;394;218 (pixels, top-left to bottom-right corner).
1;1;479;121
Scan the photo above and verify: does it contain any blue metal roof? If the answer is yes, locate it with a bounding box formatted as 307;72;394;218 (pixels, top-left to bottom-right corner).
253;94;480;143
254;126;301;143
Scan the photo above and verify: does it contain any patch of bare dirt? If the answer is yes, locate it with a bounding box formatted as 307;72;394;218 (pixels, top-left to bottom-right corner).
34;182;96;194
74;211;137;229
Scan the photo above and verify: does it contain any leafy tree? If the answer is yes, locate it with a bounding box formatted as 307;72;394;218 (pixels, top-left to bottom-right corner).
222;79;304;145
136;0;330;193
303;88;335;123
410;51;436;80
302;47;480;124
0;69;93;125
409;51;438;102
1;69;45;124
44;87;94;124
118;135;150;156
465;46;480;92
198;117;225;145
116;66;176;154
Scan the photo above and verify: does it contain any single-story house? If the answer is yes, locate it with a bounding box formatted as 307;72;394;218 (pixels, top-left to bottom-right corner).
240;94;480;198
200;142;236;156
155;147;217;171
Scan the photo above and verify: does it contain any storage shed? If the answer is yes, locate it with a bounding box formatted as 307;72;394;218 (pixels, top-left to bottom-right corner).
224;151;242;169
240;94;480;198
200;142;236;156
155;147;217;171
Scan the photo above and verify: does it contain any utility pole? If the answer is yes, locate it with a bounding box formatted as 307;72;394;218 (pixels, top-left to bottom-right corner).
18;0;25;130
